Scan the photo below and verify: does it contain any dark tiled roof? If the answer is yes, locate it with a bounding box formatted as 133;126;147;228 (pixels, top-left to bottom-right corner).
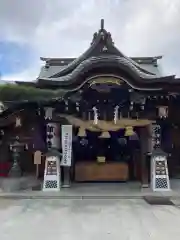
41;56;162;66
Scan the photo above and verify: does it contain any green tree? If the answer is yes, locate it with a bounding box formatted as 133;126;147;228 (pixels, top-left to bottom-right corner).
0;84;66;102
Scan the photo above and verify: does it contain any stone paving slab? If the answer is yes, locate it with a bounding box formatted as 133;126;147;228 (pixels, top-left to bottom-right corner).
0;176;41;192
0;188;175;200
1;198;180;240
0;180;180;199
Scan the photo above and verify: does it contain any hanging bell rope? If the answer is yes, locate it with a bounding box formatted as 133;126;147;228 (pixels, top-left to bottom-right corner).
78;127;86;137
99;131;110;138
124;126;135;137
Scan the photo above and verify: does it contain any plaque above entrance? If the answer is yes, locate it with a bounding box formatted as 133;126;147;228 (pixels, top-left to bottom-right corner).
89;76;123;92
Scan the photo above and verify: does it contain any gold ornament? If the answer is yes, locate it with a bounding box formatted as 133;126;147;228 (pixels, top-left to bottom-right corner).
97;156;106;163
78;127;86;137
99;131;110;138
124;126;135;137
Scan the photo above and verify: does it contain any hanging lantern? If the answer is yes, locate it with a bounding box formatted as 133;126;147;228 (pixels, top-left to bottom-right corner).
130;102;133;110
0;130;4;135
158;106;168;118
65;100;68;111
37;108;41;116
141;104;145;110
44;107;53;120
140;97;146;110
15;117;21;127
24;144;28;150
99;131;110;138
124;126;135;137
78;127;86;137
76;102;80;112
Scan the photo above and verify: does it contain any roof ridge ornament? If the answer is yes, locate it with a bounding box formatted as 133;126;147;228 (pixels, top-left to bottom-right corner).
100;19;104;30
91;19;114;46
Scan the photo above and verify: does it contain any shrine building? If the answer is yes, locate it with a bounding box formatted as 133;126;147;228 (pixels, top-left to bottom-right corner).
0;19;180;188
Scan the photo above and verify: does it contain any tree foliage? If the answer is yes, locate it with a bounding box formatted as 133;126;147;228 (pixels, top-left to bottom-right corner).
0;84;66;102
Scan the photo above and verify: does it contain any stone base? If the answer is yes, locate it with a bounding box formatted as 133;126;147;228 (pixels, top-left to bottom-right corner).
0;177;41;192
8;165;22;178
62;184;70;188
141;183;149;188
144;196;173;205
63;167;71;187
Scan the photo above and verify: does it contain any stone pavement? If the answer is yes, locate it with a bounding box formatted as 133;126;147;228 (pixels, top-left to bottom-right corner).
0;180;180;199
0;176;41;192
0;198;180;240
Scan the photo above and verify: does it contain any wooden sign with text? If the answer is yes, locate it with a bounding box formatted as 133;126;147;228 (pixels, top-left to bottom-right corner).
89;77;122;93
34;150;42;165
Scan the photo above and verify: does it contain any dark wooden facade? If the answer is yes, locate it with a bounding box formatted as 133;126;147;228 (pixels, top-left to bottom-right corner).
1;20;180;184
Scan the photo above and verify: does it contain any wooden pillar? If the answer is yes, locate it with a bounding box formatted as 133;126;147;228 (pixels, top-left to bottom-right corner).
139;126;149;188
62;167;71;187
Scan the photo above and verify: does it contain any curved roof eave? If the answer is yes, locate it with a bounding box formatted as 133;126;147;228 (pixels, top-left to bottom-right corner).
48;27;156;79
39;55;173;84
48;33;106;78
38;56;177;92
39;22;163;80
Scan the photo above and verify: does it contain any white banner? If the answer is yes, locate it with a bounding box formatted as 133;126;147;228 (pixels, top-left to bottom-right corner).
61;125;72;166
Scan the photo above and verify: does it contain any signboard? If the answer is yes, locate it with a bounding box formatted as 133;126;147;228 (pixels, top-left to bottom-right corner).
97;156;106;163
151;155;170;191
61;125;72;166
46;123;60;149
43;156;61;191
89;77;122;92
151;124;161;150
34;150;42;165
46;160;57;175
90;77;122;86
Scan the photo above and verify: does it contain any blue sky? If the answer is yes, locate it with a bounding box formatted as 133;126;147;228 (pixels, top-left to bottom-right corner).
0;0;180;81
0;41;33;77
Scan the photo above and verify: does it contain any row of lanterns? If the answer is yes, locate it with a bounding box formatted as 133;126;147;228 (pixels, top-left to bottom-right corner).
92;105;168;124
77;126;135;138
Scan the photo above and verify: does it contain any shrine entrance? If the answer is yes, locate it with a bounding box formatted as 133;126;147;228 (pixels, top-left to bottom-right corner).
60;114;153;183
72;131;140;183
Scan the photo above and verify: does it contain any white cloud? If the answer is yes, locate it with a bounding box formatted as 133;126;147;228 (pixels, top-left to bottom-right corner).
1;0;180;80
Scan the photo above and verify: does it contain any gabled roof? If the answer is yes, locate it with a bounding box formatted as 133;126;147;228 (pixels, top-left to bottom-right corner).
37;19;165;86
38;55;163;79
40;20;161;69
15;19;180;91
40;56;162;66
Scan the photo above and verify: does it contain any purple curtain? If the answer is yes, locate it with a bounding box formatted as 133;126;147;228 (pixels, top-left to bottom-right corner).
31;128;46;151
